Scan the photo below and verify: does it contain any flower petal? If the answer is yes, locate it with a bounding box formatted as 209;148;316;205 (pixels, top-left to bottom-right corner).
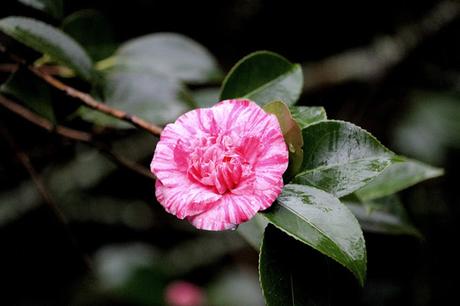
155;179;222;219
187;179;283;231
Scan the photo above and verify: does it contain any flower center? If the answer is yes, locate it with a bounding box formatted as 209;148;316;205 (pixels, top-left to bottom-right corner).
185;135;253;194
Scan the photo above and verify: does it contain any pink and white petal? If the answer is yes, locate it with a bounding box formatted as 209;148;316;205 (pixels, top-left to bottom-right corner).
188;192;276;231
155;180;222;219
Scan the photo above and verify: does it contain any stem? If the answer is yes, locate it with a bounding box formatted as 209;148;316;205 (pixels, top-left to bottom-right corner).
31;67;164;136
0;43;163;136
0;94;155;180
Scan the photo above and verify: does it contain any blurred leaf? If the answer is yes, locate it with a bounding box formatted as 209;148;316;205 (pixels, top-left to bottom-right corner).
0;68;55;121
0;181;41;226
208;269;264;306
262;184;366;285
355;157;443;201
344;195;422;237
259;225;362;306
162;233;245;276
0;17;94;81
394;92;460;164
289;106;327;129
191;87;220;108
220;51;303;105
294;120;394;197
103;68;189;124
115;33;222;84
264;100;303;178
61;9;116;61
95;243;165;306
236;214;268;249
17;0;63;19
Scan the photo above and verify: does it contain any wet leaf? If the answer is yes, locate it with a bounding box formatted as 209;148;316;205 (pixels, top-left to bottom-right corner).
289;106;327;129
259;225;363;306
355;157;443;201
294;120;395;197
262;184;366;285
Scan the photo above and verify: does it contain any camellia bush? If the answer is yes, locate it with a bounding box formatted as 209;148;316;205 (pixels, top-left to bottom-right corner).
0;3;444;305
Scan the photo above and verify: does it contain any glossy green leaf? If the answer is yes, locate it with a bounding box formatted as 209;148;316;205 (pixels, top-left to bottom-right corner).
0;17;94;81
236;214;268;249
62;10;116;61
294;120;395;197
344;195;422;237
115;33;222;84
220;51;303;105
264;100;303;178
17;0;63;19
355;157;443;201
262;184;366;285
103;68;189;125
0;68;54;121
289;106;327;129
260;225;362;306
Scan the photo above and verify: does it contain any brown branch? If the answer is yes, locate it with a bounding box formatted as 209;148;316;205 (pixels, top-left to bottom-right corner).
31;68;164;136
0;63;18;73
0;94;155;180
0;94;92;142
0;43;163;136
0;126;93;271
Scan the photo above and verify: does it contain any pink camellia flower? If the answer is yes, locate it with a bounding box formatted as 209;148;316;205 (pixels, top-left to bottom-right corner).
165;281;205;306
151;99;289;230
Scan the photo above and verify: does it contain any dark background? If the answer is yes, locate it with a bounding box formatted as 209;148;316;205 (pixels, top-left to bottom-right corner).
1;0;459;305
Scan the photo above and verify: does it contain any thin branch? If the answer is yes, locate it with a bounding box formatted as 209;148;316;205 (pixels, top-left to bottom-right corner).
31;68;164;136
0;126;93;271
0;44;163;136
0;94;155;180
0;94;92;142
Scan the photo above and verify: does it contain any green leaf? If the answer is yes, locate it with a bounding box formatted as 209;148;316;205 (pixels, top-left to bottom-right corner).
115;33;222;84
220;51;303;105
289;106;327;129
344;195;422;237
17;0;63;19
62;10;116;62
103;68;189;125
264;100;303;178
355;157;443;201
294;120;394;197
0;17;94;81
0;68;54;121
259;224;363;306
236;214;268;249
262;184;367;285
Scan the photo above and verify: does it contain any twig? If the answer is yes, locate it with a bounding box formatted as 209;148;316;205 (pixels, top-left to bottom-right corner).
0;44;163;136
302;0;460;92
0;94;155;180
31;68;164;136
0;94;91;142
0;126;93;271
